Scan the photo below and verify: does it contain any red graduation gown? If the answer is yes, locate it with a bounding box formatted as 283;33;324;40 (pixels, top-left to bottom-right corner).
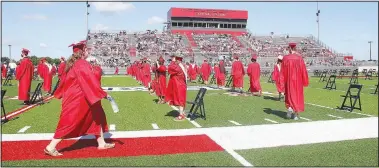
53;59;108;139
142;63;151;88
164;62;176;103
272;64;284;93
167;63;187;107
1;64;7;78
15;57;34;101
114;67;119;75
200;63;211;81
42;64;53;93
214;66;220;84
155;65;167;97
217;60;226;86
280;54;309;112
247;62;262;92
58;62;66;81
188;64;198;80
232;60;245;88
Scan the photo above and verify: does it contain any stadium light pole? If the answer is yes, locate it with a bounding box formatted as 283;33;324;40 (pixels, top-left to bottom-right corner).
8;45;11;62
368;41;372;61
86;2;90;35
316;2;322;63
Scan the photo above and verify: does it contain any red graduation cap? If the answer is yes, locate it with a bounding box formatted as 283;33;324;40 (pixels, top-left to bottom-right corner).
69;41;86;53
233;55;239;59
251;54;258;60
289;43;297;48
60;57;65;61
158;56;165;63
22;48;30;55
204;59;208;62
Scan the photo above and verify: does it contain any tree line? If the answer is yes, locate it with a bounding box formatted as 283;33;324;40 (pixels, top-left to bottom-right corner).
1;56;61;66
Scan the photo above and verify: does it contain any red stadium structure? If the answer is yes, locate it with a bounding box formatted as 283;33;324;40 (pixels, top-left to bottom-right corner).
167;7;248;36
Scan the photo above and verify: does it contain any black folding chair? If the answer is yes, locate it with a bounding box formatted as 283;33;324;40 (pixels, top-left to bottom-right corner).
209;73;216;84
186;88;207;120
319;71;327;82
29;82;44;104
267;72;274;83
365;70;373;80
2;74;13;86
1;90;7;123
372;84;378;95
349;70;359;84
324;75;337;90
197;74;203;83
51;79;60;95
225;74;233;88
339;84;363;112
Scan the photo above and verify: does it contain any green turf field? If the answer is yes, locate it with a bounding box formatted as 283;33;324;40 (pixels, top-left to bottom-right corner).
1;74;378;167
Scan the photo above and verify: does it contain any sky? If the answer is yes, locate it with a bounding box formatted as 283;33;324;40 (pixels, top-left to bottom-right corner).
1;2;378;61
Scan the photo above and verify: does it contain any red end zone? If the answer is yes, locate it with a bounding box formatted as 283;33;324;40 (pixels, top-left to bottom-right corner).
2;134;224;161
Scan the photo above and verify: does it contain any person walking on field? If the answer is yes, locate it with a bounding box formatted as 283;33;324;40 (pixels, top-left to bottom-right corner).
44;42;114;157
280;43;309;120
272;55;285;100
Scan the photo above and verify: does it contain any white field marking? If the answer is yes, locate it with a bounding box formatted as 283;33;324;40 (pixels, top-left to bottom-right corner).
264;118;279;124
151;123;160;130
327;114;344;119
17;126;31;133
300;117;312;121
109;124;116;131
224;148;253;166
1;96;54;120
170;105;202;128
3;117;378;152
9;96;18;100
228;120;242;126
261;92;375;118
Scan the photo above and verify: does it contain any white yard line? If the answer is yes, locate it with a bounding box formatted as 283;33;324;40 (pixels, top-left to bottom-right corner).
170;105;202;128
327;114;343;119
4;117;378;152
17;126;31;133
228;120;242;126
264;118;279;124
224;148;253;166
109;124;116;131
151;123;160;130
300;117;312;121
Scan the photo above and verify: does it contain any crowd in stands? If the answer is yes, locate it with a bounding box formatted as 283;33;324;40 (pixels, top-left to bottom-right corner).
88;30;360;68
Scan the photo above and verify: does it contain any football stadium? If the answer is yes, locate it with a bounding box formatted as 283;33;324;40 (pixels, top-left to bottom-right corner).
1;2;378;167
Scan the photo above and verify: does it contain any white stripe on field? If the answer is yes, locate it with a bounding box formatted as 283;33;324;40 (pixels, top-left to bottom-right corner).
300;117;312;121
327;114;343;119
264;118;279;124
109;124;116;131
151;123;160;130
170;106;202;128
17;126;31;133
224;148;253;166
228;120;242;126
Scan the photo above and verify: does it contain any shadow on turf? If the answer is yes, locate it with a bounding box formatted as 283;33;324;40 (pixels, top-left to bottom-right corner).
58;133;124;153
263;108;287;119
165;110;180;118
1;117;19;124
263;95;279;101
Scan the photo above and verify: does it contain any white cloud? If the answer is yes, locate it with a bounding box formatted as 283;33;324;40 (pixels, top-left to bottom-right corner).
40;43;48;48
147;16;165;25
92;2;135;13
22;14;47;21
92;24;109;31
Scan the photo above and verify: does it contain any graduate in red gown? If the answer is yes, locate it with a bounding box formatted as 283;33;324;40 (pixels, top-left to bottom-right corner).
280;43;309;120
37;59;45;80
213;63;220;86
187;60;198;82
114;66;119;75
272;55;284;99
166;54;187;121
142;58;152;88
42;60;53;93
231;55;245;92
1;63;7;79
16;48;34;105
164;56;176;104
15;48;34;105
200;60;211;84
154;56;167;104
45;42;114;157
246;54;262;96
217;55;226;87
58;57;66;81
